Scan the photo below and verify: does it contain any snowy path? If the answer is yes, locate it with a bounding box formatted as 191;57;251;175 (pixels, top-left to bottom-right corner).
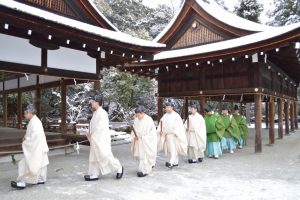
0;128;299;200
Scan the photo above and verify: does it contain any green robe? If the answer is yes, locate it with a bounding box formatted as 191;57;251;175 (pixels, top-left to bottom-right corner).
217;114;240;142
205;113;222;142
233;114;249;144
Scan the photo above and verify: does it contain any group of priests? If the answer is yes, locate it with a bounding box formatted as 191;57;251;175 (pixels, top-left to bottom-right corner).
10;95;248;189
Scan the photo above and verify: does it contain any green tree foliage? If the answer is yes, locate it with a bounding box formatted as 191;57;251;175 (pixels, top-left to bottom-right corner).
101;68;157;110
234;0;263;23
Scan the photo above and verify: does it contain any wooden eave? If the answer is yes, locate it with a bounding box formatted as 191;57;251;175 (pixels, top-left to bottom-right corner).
124;28;300;82
0;6;165;62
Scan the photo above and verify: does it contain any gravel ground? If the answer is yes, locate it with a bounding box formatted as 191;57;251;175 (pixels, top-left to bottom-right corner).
0;127;300;200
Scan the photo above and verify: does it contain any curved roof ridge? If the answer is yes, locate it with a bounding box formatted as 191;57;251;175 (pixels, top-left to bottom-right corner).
154;0;278;43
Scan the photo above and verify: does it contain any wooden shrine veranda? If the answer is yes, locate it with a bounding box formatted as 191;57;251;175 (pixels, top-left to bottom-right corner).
124;0;300;153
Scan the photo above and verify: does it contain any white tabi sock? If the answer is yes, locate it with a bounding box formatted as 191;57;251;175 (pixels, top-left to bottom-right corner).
17;182;26;187
117;166;123;173
89;175;98;179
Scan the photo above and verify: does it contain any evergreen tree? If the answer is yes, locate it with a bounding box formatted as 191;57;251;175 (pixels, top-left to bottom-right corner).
234;0;263;23
93;0;173;39
267;0;300;26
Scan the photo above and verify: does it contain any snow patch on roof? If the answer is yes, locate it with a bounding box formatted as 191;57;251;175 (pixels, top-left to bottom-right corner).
0;0;165;48
197;0;274;32
154;0;277;43
154;23;300;61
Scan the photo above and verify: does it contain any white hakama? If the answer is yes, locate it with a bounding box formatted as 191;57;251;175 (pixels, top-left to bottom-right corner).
131;114;157;174
88;107;122;176
157;111;187;165
185;112;207;160
17;115;49;184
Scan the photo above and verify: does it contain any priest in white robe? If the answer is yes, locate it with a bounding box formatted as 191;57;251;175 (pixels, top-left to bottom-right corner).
131;106;157;177
11;104;49;190
184;104;207;164
157;98;187;169
84;94;124;181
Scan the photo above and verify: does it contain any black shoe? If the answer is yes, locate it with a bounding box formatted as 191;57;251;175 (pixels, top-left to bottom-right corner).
152;165;155;169
11;181;26;190
198;158;203;163
165;162;171;167
84;175;99;181
137;172;147;177
188;159;197;164
37;181;45;185
173;163;179;167
116;166;124;179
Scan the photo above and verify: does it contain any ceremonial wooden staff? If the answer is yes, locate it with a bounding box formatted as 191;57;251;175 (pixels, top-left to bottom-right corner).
131;125;138;139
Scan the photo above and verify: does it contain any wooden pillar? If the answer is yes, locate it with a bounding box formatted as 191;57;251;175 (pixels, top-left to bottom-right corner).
60;79;67;133
199;96;206;116
94;58;102;91
3;93;7;127
35;76;41;117
269;96;275;144
184;97;189;120
277;98;283;139
17;91;22;129
295;101;298;129
284;101;290;135
157;97;163;122
254;94;262;153
265;100;269;129
290;102;295;132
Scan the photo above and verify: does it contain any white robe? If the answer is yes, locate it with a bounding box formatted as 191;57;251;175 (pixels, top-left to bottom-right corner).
184;112;207;159
131;114;157;174
157;111;187;163
17;115;49;184
88;107;121;176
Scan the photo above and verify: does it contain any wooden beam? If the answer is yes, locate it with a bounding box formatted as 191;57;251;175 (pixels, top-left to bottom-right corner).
254;94;262;153
269;96;275;144
35;76;41;117
199;96;206;116
284;101;290;135
60;79;67;133
290;102;295;132
0;61;99;81
94;58;102;91
295;101;298;129
277;98;283;139
0;79;88;95
17;91;22;129
157;97;163;122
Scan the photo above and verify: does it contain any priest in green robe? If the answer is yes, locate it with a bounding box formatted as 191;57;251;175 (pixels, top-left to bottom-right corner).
232;105;249;148
204;104;223;159
219;104;240;154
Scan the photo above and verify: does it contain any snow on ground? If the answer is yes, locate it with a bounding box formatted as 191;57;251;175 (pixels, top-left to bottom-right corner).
0;127;300;200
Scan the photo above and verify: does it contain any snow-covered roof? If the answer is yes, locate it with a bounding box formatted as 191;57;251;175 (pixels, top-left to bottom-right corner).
0;0;165;48
154;23;300;61
196;0;274;32
86;0;119;31
154;0;275;42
